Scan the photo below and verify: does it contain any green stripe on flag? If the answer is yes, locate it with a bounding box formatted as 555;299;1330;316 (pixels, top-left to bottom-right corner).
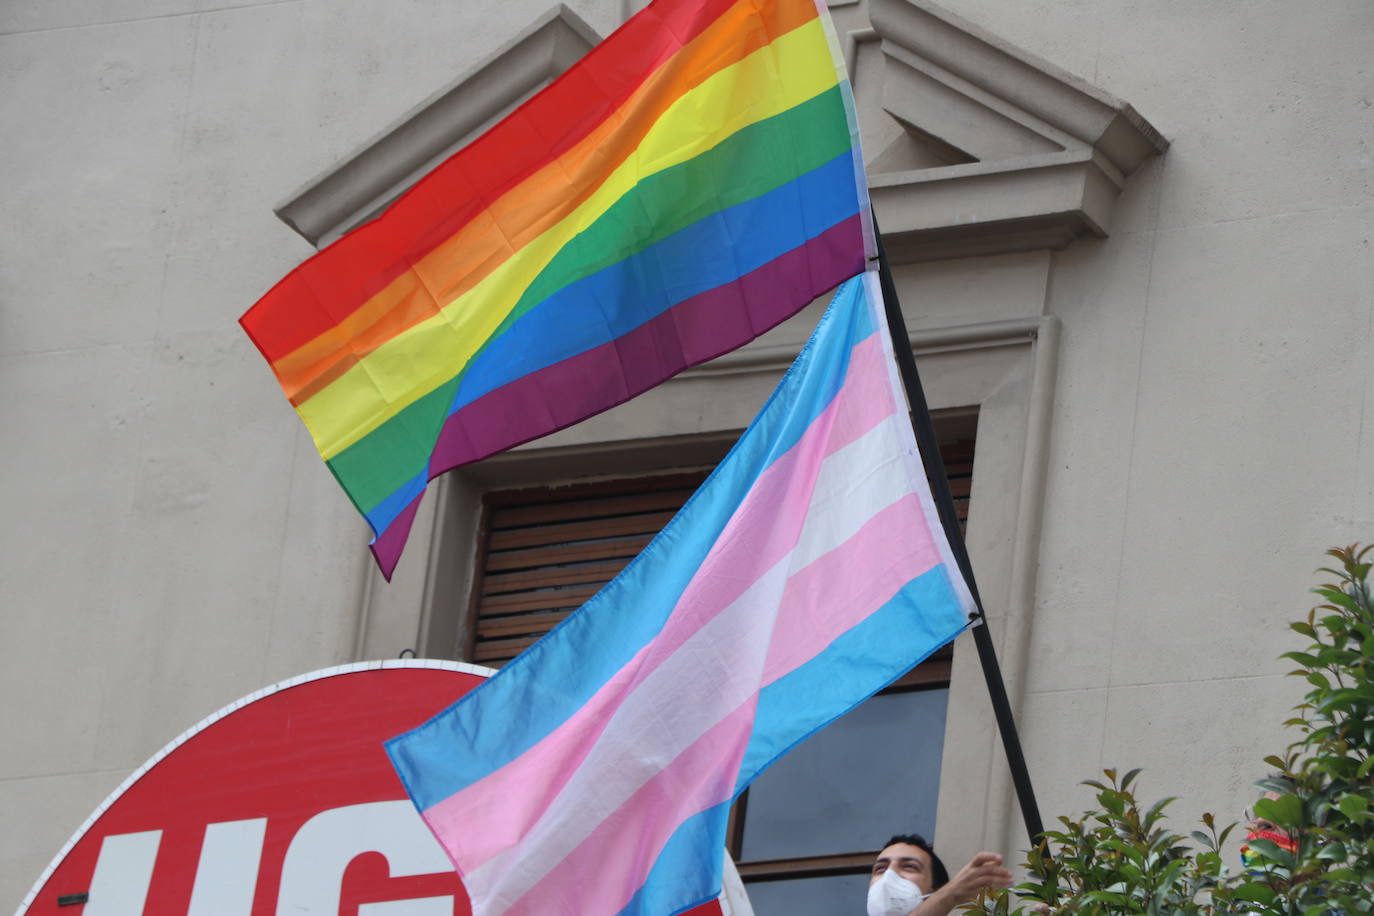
331;85;853;515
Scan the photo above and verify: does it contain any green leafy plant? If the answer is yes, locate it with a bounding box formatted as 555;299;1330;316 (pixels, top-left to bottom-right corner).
1242;543;1374;914
968;545;1373;915
1004;768;1235;915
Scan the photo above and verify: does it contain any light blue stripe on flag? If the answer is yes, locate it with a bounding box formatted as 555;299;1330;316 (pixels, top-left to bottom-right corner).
610;801;731;916
737;565;966;792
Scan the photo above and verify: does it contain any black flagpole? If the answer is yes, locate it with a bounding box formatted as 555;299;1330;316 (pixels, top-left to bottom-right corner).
869;222;1045;847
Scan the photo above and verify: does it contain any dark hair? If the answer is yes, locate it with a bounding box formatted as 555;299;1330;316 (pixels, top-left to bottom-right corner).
881;833;950;889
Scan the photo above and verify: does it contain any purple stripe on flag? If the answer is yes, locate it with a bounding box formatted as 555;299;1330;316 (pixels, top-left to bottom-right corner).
370;491;424;580
425;215;866;474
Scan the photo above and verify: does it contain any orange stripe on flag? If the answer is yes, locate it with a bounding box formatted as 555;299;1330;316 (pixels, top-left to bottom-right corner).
270;0;818;405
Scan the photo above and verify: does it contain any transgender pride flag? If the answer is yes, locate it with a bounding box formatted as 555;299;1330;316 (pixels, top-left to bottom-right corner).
385;271;975;916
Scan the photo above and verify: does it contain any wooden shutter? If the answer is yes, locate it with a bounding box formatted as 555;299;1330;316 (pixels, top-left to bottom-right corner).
467;472;709;666
944;436;974;531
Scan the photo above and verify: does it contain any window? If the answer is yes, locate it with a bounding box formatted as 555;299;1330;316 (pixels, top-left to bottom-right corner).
461;425;975;916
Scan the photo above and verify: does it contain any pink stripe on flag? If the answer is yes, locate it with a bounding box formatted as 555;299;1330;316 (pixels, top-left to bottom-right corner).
760;493;939;685
421;333;894;867
495;698;757;916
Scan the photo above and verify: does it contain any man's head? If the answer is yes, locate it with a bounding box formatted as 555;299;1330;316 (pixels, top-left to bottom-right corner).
870;833;950;896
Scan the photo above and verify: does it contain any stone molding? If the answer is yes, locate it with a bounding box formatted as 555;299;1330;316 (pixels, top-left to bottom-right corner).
275;5;601;247
866;0;1167;262
275;0;1166;266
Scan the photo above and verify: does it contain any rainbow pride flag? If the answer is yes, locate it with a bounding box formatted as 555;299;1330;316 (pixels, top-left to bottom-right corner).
240;0;873;577
386;272;974;916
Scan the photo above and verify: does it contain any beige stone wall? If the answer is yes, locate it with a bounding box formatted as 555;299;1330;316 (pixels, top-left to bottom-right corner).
949;0;1374;856
2;0;1371;907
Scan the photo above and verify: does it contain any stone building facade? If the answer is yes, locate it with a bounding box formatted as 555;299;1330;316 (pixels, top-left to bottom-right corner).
3;0;1371;910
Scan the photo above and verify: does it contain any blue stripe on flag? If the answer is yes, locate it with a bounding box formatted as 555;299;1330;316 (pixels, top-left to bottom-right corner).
611;801;731;916
362;153;863;536
736;565;968;792
387;277;877;811
364;470;427;538
446;153;864;416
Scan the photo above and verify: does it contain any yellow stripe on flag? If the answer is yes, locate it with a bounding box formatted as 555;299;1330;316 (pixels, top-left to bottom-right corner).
300;18;839;460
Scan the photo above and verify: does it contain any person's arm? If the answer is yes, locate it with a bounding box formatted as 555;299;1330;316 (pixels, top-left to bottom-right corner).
910;852;1013;916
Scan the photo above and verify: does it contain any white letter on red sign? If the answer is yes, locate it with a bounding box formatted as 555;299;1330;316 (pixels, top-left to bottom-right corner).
359;898;456;915
84;830;162;916
188;817;268;915
275;800;454;915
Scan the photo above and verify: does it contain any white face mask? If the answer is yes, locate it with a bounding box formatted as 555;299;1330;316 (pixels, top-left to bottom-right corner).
866;867;929;916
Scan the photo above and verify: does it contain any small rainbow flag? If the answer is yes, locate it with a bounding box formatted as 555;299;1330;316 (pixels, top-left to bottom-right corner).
241;0;873;577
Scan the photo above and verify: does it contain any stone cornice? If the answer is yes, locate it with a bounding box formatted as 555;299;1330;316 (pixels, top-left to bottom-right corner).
866;0;1167;262
870;149;1124;262
274;0;1167;266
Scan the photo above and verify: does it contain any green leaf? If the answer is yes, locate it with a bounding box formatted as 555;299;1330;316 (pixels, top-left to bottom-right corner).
1324;590;1360;612
1315;839;1349;860
1338;794;1368;819
1291;620;1318;638
1284;650;1322;667
1190;830;1215;850
1245;836;1296;871
1256;776;1295;795
1234;883;1278;904
1254;794;1302;827
1144;796;1177;826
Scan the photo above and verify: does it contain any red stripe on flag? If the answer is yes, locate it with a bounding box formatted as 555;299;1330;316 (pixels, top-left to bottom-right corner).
242;0;741;361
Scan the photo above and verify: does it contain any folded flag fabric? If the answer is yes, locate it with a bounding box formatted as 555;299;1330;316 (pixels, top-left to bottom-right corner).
385;271;976;916
240;0;873;578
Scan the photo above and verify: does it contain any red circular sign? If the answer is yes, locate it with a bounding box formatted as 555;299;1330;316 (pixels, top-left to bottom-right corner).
18;660;730;916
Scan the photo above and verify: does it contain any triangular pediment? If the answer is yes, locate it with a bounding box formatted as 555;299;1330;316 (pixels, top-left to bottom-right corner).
858;0;1167;261
867;122;978;174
